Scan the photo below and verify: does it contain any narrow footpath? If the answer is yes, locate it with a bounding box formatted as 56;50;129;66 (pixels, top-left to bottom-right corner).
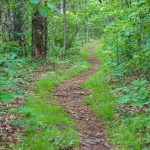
54;46;113;150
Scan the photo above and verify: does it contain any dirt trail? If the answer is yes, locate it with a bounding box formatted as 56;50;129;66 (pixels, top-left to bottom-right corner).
54;46;113;150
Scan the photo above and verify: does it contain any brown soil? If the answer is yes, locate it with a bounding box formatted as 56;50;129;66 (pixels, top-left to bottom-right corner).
54;46;113;150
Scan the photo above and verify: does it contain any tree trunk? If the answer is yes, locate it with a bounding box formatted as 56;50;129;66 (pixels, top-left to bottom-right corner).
32;0;47;58
13;1;25;55
5;0;14;42
44;0;48;57
62;0;67;58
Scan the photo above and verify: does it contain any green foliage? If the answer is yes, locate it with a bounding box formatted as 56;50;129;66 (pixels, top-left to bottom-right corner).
30;0;39;4
15;95;78;150
94;1;150;148
38;5;49;17
114;79;150;107
101;0;150;78
1;0;150;149
107;114;150;150
81;71;114;121
82;44;150;150
0;53;25;102
81;45;114;122
80;47;90;60
15;46;90;149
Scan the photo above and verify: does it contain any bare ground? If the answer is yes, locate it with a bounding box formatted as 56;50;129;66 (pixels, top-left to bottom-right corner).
54;46;113;150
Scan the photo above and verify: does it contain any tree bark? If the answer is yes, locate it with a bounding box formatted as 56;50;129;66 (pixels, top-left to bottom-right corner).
44;0;48;57
32;0;47;58
13;0;25;54
62;0;67;58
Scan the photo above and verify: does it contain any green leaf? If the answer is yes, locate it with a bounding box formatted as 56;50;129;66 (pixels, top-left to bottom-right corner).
5;68;16;76
132;80;148;86
146;133;150;144
125;31;130;37
9;107;33;115
47;3;58;12
30;0;39;4
0;78;5;83
4;80;14;88
10;53;17;59
0;59;5;65
16;90;25;95
118;95;131;104
47;3;54;9
0;106;6;111
38;6;49;17
10;120;25;126
7;61;17;67
69;139;75;146
132;102;144;108
0;92;16;102
147;108;150;113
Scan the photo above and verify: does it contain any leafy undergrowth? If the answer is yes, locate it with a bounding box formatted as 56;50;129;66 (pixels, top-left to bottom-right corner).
0;53;27;103
0;53;50;148
81;44;150;150
9;47;90;149
0;46;89;148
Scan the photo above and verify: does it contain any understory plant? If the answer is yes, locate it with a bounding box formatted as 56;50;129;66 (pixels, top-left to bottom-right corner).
114;79;150;108
81;44;150;150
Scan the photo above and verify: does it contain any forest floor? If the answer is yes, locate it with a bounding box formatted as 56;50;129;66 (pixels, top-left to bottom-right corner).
54;46;113;150
0;63;49;149
1;43;149;150
0;45;114;150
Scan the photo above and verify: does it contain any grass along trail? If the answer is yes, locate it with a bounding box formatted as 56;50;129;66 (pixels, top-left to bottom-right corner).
54;46;113;150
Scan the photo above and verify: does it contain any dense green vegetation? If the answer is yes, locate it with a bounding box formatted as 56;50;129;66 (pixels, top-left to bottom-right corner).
0;0;150;149
82;44;150;150
13;48;89;149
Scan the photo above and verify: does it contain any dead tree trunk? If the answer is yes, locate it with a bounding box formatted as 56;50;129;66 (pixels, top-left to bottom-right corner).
13;1;24;47
62;0;67;58
32;0;47;58
44;0;48;57
13;1;26;56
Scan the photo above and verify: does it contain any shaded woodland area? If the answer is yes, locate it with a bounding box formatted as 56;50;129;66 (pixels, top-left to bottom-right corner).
0;0;150;149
